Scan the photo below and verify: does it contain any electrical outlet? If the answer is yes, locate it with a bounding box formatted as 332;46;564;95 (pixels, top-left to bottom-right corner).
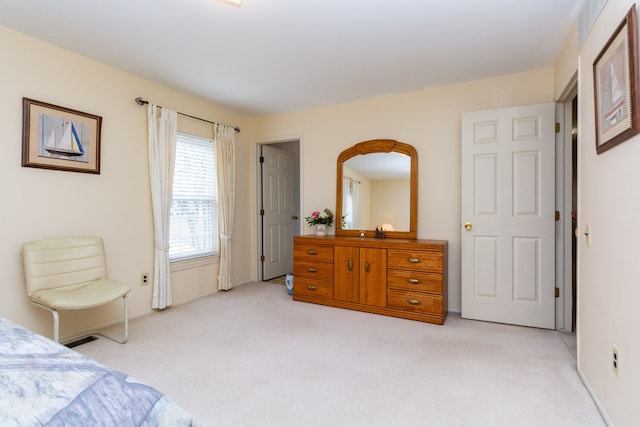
612;345;620;377
140;273;150;286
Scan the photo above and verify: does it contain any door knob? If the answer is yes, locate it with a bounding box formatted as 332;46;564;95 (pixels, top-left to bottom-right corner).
464;222;472;231
292;215;298;220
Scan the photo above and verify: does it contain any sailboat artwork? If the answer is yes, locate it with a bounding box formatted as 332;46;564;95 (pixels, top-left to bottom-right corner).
604;62;626;126
601;44;629;133
38;114;89;162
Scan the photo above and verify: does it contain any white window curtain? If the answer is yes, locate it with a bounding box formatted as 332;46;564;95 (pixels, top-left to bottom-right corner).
214;124;235;291
343;176;359;229
147;104;177;309
351;178;359;226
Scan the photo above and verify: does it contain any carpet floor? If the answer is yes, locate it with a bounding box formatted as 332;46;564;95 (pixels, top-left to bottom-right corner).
77;282;604;426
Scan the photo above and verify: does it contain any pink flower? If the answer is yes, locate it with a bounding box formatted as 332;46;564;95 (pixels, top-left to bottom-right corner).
305;208;334;226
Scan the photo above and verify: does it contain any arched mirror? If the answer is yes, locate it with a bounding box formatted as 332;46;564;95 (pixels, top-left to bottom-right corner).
336;139;417;239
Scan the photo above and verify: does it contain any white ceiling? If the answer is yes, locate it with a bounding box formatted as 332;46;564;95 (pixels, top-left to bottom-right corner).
345;152;410;180
0;0;583;115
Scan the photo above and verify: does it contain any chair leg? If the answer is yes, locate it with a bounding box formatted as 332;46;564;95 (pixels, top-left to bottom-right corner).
31;299;128;345
121;294;129;343
29;302;60;343
51;309;60;343
97;294;129;344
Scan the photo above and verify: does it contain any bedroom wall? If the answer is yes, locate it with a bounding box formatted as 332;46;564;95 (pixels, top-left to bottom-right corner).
0;26;254;340
575;0;640;424
370;179;411;231
250;67;556;313
554;20;579;99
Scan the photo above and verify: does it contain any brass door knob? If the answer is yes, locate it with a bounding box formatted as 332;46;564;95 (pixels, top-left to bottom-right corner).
464;222;472;231
292;215;298;220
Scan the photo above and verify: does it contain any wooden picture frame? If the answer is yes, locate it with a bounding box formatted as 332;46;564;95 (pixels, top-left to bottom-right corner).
593;5;640;154
22;98;102;173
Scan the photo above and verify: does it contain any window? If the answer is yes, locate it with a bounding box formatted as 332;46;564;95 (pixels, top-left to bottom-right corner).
169;133;218;260
342;175;359;229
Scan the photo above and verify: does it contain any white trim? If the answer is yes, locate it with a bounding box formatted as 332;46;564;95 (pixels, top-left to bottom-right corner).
577;367;612;425
555;74;578;332
170;254;219;273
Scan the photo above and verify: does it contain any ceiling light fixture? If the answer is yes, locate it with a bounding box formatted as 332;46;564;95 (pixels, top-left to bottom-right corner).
219;0;242;6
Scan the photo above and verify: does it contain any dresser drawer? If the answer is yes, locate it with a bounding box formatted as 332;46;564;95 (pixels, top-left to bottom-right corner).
294;277;333;299
387;269;442;294
294;244;334;263
387;289;443;315
294;260;334;280
387;250;442;271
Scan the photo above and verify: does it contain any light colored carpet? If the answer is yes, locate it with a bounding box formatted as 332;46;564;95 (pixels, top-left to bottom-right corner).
77;282;604;426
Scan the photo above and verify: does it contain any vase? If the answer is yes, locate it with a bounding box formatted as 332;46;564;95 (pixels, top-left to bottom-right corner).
315;224;327;236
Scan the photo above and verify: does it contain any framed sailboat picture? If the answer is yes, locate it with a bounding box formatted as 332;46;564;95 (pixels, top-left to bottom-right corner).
22;98;102;173
593;5;640;154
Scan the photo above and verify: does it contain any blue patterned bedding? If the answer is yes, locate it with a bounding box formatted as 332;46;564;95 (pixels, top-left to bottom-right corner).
0;317;201;426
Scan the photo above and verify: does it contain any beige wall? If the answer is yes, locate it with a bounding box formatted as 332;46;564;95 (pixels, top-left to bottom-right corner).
370;179;410;231
252;67;556;312
575;1;640;425
0;26;254;340
555;20;579;99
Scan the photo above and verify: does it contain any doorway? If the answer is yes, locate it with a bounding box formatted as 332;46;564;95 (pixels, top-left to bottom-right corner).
557;81;578;333
257;140;301;282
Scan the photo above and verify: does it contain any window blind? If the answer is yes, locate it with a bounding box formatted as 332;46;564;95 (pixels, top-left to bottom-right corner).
169;133;218;260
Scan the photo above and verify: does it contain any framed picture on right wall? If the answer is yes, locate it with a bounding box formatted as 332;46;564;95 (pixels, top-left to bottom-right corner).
593;4;640;154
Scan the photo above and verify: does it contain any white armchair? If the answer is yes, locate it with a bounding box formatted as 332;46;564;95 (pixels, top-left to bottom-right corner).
22;236;131;344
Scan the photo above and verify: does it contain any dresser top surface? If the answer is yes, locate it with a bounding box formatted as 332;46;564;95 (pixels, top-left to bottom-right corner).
295;234;448;249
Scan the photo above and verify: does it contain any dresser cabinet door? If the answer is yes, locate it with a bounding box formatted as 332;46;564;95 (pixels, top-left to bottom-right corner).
359;247;386;307
334;246;359;303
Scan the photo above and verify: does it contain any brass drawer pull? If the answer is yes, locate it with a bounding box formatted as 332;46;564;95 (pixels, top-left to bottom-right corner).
307;267;317;273
348;259;353;271
408;278;422;284
307;250;317;255
407;299;421;305
365;260;370;273
407;258;421;264
307;285;317;291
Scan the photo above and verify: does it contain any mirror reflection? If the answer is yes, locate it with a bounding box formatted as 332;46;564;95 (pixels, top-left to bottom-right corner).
336;139;417;239
342;153;411;231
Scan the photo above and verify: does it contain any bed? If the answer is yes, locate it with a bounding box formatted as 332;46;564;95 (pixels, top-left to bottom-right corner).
0;317;201;426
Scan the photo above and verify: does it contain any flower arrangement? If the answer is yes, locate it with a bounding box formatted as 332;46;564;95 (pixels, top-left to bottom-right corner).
305;208;334;227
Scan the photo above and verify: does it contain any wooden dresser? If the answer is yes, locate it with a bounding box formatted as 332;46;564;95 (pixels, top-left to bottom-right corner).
293;235;448;325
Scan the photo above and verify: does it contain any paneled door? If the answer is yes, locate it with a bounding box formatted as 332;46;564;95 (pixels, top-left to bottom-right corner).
461;103;556;329
261;145;295;280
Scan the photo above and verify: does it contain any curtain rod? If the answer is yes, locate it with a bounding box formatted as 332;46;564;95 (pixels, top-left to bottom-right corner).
135;97;240;133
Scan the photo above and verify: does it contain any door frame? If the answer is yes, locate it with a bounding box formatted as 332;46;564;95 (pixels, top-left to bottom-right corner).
555;74;577;332
255;138;302;281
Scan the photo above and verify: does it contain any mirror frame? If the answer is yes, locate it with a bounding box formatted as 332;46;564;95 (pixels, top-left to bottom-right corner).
336;139;418;239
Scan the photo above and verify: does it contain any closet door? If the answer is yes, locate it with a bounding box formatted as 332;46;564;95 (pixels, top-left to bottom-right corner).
359;248;386;307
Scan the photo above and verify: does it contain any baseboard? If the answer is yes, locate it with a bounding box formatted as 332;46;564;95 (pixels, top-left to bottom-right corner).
577;367;612;426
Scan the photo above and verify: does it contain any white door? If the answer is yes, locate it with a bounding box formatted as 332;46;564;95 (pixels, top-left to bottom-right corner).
261;145;295;280
461;103;556;329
